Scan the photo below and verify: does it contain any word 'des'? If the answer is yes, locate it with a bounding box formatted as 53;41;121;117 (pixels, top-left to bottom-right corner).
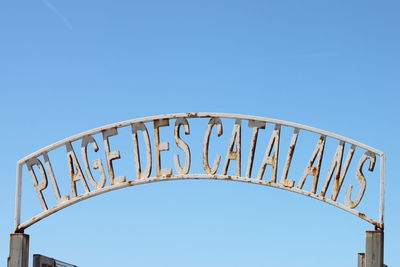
15;113;384;231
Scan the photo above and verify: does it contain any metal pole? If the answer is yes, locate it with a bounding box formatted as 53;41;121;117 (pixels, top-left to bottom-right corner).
8;233;29;267
365;230;384;267
14;163;23;231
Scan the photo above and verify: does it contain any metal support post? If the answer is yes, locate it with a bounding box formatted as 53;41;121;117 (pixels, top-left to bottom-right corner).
8;233;29;267
358;253;365;267
365;230;384;267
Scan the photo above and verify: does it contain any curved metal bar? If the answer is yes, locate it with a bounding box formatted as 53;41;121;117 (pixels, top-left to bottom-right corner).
17;113;383;165
15;174;382;231
14;113;384;232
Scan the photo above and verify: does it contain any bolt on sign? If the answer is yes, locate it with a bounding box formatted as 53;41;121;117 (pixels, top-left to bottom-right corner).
14;113;385;232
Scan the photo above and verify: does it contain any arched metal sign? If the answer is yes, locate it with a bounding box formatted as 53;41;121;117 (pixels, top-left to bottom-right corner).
14;113;385;232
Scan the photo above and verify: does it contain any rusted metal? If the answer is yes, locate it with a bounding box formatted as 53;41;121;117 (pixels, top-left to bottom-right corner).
131;122;152;179
44;153;69;204
13;113;385;232
203;117;223;175
174;118;191;175
102;128;126;185
222;119;241;176
66;142;90;198
345;152;376;209
15;174;384;231
257;124;280;182
82;135;106;190
297;135;326;194
280;128;298;188
246;120;265;178
26;158;48;210
380;154;385;227
154;119;173;177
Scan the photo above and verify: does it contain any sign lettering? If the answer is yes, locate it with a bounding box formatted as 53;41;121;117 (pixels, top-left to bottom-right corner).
15;113;385;231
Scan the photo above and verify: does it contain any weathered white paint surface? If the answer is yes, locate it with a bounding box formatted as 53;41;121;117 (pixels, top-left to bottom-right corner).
14;113;385;232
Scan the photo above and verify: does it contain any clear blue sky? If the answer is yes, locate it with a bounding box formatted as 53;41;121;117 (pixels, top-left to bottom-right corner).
0;1;399;266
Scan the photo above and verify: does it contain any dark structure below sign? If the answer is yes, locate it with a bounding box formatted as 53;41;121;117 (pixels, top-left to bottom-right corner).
33;254;77;267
